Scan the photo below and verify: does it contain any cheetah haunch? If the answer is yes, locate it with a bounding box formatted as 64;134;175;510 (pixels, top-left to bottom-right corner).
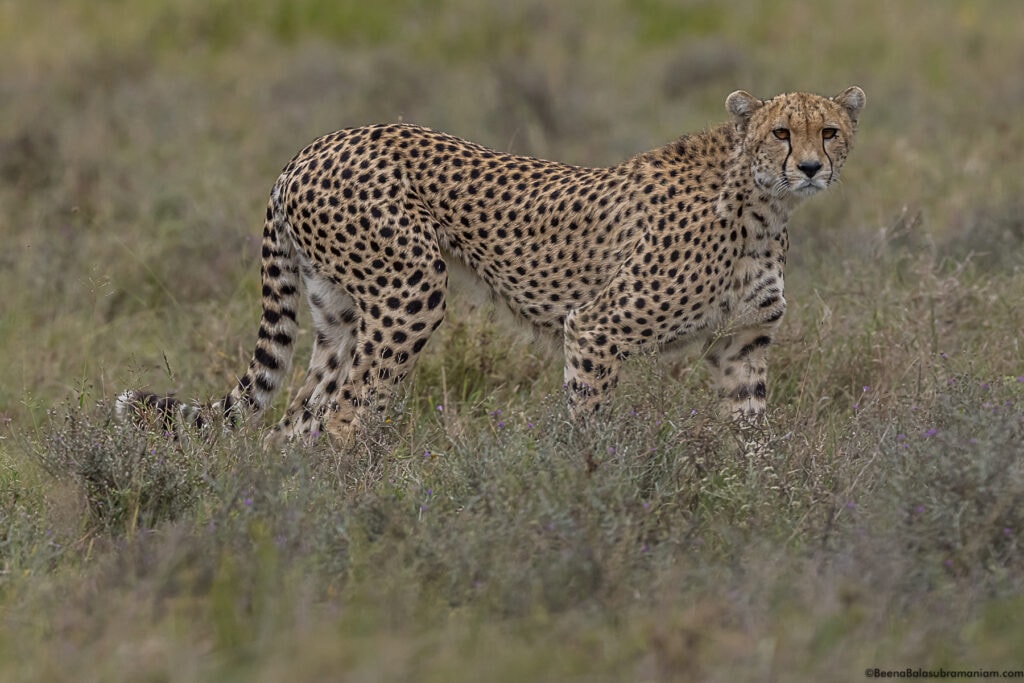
118;87;865;443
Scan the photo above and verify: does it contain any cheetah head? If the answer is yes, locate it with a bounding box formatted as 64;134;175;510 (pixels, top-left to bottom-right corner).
726;86;865;199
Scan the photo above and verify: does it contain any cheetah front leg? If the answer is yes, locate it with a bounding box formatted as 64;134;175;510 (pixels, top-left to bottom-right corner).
703;322;781;423
562;308;625;419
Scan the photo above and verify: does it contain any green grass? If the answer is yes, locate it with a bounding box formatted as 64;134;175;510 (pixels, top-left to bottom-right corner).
3;0;1024;680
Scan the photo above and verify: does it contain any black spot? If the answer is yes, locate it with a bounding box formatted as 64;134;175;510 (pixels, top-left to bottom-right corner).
426;290;443;310
753;381;767;399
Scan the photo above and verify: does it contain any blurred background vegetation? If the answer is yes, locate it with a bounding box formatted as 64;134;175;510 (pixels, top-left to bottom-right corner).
2;1;1024;681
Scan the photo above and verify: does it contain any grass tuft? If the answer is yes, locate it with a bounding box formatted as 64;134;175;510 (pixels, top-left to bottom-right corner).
31;404;210;534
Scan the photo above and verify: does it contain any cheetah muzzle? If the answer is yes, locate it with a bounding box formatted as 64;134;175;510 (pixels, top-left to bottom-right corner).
117;86;865;444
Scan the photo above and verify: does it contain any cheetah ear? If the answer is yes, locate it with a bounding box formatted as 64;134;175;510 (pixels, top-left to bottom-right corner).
833;86;866;124
725;90;762;131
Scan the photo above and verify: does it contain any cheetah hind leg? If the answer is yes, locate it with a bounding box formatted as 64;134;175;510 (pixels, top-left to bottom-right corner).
265;268;359;447
322;265;448;445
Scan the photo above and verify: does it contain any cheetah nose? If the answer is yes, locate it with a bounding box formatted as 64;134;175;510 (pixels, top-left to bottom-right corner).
797;160;823;178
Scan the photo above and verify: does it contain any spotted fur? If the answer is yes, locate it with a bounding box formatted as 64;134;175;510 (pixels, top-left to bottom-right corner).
117;87;865;442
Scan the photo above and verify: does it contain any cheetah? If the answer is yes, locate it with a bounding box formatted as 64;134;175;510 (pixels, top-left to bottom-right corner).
118;86;865;443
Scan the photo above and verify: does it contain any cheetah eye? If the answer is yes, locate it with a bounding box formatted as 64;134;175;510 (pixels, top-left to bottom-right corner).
822;127;838;140
772;128;790;141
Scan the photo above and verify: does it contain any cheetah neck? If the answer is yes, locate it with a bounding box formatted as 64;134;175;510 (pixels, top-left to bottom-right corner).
645;124;794;248
722;142;794;251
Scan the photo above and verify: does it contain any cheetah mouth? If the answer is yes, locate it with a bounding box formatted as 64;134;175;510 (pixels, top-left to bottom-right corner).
789;177;828;197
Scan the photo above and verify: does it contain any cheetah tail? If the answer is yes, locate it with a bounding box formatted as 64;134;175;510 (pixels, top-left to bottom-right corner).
116;174;300;431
